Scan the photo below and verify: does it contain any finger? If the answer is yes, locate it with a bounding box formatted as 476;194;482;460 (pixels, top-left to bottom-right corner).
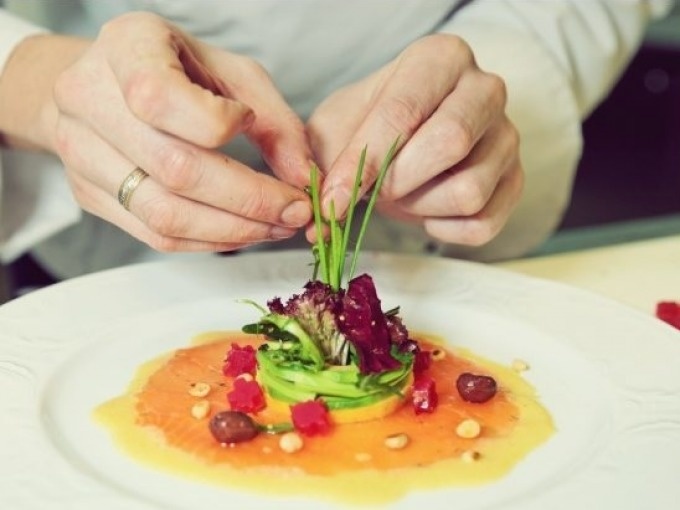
68;171;256;253
73;179;254;252
59;77;312;228
209;54;314;188
126;176;299;245
98;14;254;148
392;119;518;217
56;116;299;246
423;162;524;246
320;35;472;216
382;70;507;201
307;83;368;172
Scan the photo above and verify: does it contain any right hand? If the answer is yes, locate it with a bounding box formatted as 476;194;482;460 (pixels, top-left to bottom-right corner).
49;12;312;252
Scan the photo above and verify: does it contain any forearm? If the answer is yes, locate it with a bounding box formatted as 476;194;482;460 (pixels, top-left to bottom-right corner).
0;33;88;151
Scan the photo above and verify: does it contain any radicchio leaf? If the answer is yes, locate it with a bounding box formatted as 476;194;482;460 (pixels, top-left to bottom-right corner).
267;281;345;361
385;313;410;345
338;274;401;374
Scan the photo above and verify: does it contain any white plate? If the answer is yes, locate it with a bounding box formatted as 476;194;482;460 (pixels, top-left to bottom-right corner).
1;251;680;510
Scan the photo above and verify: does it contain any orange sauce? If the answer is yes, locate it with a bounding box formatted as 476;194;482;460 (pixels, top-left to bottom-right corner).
95;331;554;504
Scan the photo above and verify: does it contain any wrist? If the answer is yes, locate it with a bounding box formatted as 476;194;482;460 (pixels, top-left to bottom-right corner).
0;33;89;152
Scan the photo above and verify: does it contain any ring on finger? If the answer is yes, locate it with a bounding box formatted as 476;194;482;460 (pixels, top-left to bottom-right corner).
117;167;149;211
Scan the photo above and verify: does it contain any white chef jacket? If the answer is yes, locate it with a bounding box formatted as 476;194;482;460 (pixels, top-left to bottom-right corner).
0;0;672;279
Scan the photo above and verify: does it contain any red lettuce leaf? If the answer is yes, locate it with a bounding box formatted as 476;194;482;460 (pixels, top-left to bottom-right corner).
337;273;401;374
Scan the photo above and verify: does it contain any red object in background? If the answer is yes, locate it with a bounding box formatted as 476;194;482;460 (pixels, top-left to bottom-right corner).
223;343;257;377
227;378;266;413
656;301;680;330
290;400;331;436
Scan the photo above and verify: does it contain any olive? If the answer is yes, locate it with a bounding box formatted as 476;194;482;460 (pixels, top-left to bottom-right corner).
209;411;259;444
456;372;497;403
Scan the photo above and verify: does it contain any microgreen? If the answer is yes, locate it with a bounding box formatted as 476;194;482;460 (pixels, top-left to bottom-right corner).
309;137;400;291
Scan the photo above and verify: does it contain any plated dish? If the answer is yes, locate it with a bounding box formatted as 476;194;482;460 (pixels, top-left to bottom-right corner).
1;251;680;509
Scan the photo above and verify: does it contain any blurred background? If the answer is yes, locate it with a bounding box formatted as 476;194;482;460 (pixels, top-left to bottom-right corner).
537;1;680;254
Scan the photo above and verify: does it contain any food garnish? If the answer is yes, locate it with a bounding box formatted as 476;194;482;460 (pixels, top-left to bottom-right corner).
209;411;260;444
456;373;498;404
93;149;555;500
95;330;555;501
236;140;425;429
206;140;500;446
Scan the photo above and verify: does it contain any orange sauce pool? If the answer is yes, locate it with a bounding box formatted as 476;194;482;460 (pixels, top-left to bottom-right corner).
95;332;555;505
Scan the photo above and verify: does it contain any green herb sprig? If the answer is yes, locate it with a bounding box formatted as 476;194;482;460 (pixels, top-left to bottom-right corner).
310;137;400;291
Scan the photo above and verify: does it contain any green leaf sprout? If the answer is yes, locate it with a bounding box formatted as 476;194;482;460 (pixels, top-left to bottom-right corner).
309;137;400;291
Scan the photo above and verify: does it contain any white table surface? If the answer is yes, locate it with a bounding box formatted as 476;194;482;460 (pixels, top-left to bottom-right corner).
496;234;680;315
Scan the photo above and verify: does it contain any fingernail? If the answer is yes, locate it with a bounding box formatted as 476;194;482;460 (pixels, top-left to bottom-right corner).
271;226;297;239
241;109;255;129
280;200;311;227
322;185;349;219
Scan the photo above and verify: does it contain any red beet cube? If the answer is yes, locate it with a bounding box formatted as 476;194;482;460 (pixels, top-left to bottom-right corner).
413;350;432;376
227;378;266;413
223;343;257;377
290;400;331;436
412;376;438;414
656;301;680;330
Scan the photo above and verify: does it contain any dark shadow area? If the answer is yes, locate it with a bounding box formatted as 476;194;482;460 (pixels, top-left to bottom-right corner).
558;42;680;230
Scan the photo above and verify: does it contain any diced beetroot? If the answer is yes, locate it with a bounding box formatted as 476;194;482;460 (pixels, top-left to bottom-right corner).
656;301;680;330
412;376;438;414
223;343;257;377
227;378;266;413
413;350;432;376
290;400;332;436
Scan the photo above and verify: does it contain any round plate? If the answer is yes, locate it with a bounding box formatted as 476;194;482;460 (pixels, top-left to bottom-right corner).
1;251;679;509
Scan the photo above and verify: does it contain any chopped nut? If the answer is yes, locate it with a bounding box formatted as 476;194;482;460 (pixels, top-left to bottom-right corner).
279;432;304;454
511;358;530;372
456;418;481;439
431;349;446;361
188;382;211;397
190;400;211;420
355;453;372;463
461;450;481;463
235;373;254;382
384;433;409;450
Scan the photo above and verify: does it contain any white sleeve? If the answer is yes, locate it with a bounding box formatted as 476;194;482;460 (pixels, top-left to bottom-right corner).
433;0;672;261
0;8;81;263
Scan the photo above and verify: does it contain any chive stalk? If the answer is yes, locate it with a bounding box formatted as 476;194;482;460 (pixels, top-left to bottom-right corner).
348;137;400;280
308;137;400;290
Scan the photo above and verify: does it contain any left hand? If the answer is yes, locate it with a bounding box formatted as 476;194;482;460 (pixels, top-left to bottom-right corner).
306;34;523;246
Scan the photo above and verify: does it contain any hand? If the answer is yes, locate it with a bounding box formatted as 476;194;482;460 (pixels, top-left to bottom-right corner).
46;12;312;252
307;34;523;246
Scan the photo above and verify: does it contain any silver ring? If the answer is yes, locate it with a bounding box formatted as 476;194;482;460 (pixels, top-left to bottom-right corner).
117;167;149;211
